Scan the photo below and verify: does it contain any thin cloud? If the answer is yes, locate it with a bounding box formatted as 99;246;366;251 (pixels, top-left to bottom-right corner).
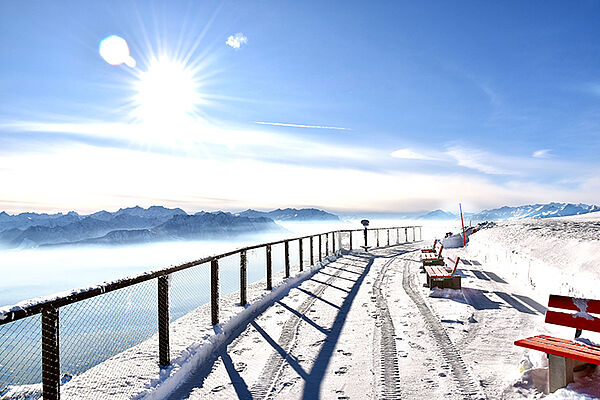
226;33;248;49
446;146;512;175
255;121;350;131
390;148;437;161
533;149;552;159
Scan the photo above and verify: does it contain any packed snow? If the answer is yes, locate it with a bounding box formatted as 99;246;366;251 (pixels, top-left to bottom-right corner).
3;214;600;399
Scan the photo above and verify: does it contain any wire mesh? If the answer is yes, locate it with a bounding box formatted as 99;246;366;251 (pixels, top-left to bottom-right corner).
58;279;157;398
219;253;241;301
287;239;300;275
246;247;266;288
0;314;42;399
270;243;285;287
169;262;211;324
301;237;311;268
392;228;397;244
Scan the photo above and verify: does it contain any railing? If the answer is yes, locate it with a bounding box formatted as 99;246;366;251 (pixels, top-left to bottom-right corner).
0;225;421;399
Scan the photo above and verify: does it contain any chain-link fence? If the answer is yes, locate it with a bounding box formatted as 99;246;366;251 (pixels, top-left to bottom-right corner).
0;226;419;399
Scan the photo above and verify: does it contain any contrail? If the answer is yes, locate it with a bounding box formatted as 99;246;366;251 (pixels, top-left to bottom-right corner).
255;121;350;131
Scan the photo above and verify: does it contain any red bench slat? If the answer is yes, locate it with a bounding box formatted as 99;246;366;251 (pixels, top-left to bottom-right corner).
515;335;600;365
548;295;600;315
545;310;600;333
424;266;450;279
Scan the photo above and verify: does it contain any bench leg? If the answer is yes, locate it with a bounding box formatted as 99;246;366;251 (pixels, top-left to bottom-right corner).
548;354;577;393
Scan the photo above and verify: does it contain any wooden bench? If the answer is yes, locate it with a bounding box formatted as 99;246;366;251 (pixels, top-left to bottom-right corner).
514;295;600;393
421;242;444;266
421;239;438;253
424;256;461;289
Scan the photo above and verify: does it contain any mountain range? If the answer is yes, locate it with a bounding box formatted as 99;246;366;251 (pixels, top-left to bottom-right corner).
415;203;600;221
237;208;339;221
0;206;340;249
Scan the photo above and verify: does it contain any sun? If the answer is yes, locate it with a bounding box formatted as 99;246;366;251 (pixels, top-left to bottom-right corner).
132;57;202;125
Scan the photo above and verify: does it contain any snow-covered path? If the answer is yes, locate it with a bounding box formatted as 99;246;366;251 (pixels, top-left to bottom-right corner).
164;243;549;399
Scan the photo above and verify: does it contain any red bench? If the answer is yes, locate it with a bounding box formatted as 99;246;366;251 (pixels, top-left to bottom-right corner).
424;257;461;289
421;242;444;266
514;295;600;393
421;239;438;253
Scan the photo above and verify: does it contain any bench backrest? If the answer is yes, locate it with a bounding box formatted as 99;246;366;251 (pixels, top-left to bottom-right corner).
449;257;460;276
545;295;600;334
436;242;444;257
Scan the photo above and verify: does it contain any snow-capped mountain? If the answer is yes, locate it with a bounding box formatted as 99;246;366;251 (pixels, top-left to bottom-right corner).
469;202;600;221
237;208;339;221
0;207;283;248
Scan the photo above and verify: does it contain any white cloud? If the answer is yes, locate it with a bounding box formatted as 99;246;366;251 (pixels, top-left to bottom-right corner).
446;146;512;175
533;149;552;159
226;33;248;49
390;148;436;160
255;121;349;130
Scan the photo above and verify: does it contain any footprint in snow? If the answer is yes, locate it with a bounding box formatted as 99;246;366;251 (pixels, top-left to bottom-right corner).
235;362;247;373
334;366;349;375
211;385;226;392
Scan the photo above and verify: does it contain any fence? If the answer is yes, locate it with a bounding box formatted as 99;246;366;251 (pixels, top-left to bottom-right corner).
0;226;421;399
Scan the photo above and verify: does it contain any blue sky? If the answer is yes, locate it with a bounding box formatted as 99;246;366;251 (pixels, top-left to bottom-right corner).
1;1;599;214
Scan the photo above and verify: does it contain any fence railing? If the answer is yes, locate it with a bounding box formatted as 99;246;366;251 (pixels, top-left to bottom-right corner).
0;225;421;399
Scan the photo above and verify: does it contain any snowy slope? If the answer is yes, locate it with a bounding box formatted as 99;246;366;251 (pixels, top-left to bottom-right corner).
469;203;600;221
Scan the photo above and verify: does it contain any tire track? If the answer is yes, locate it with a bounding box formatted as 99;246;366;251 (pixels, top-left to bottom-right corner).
402;262;487;400
249;258;363;399
373;257;402;399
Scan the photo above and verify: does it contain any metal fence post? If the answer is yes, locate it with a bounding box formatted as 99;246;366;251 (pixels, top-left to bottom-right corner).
412;227;416;241
349;231;353;250
284;241;290;278
158;275;170;367
387;229;390;246
376;229;380;247
211;259;219;325
240;250;247;306
330;232;334;254
299;238;303;272
266;245;272;290
318;235;322;262
396;228;400;244
405;227;408;242
310;236;314;265
42;307;60;400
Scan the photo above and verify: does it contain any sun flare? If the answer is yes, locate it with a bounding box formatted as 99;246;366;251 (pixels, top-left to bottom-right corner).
133;57;201;124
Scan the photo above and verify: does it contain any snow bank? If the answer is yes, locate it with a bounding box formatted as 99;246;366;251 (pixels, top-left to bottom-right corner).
462;214;600;398
465;215;600;299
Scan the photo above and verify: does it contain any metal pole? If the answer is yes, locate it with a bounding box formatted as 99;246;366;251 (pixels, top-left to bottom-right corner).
211;259;219;325
266;245;272;290
387;229;390;246
42;307;60;400
364;227;368;248
349;231;353;250
330;232;333;255
319;235;322;262
310;236;314;265
158;275;170;367
240;250;247;306
412;227;416;241
376;229;380;247
405;227;408;242
284;241;290;278
396;228;400;244
299;238;303;272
